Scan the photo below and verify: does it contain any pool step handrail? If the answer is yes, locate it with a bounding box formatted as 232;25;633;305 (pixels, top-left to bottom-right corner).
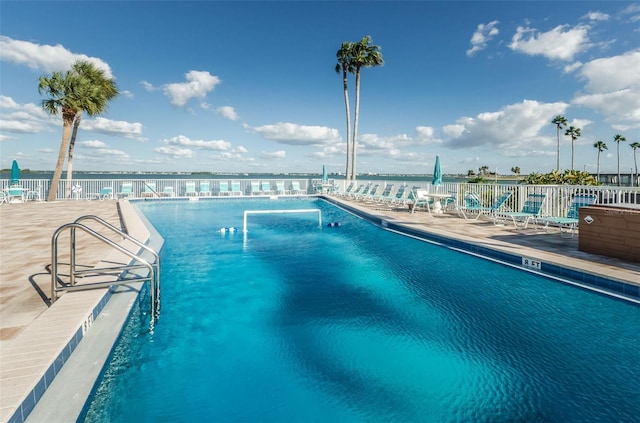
51;215;161;331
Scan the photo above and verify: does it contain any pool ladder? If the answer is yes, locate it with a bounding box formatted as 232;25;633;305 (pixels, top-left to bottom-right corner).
51;215;160;331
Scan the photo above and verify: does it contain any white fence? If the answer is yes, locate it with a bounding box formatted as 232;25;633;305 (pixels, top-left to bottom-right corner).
2;178;639;218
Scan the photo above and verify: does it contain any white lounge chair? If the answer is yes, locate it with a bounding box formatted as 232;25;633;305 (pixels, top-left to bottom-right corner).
185;181;198;196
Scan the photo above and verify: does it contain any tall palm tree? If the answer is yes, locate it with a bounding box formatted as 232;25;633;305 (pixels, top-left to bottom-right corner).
39;60;118;201
335;42;355;181
564;126;581;171
349;35;383;181
65;61;118;197
39;70;88;201
613;133;626;186
631;142;640;186
593;140;607;181
551;115;567;171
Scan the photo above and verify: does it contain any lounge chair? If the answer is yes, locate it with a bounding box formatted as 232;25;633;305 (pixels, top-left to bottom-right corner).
290;181;305;195
185;181;198;197
353;183;373;201
249;181;262;195
337;182;355;197
539;194;597;237
346;184;366;200
5;185;26;203
88;187;114;200
218;181;230;196
410;189;433;214
496;193;546;229
142;182;157;197
231;181;243;196
118;182;134;199
458;191;512;220
275;181;287;195
161;186;175;197
387;185;410;207
199;181;212;196
369;184;395;204
261;181;274;195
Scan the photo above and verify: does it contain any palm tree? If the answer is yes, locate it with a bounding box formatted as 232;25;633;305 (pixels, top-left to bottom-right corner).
551;115;567;171
564;126;581;171
613;134;626;186
629;141;639;186
593;140;607;181
39;60;118;201
335;42;355;181
349;35;383;181
511;166;520;176
65;61;118;197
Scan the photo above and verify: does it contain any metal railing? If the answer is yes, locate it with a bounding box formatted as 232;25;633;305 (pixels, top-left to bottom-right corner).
51;215;160;331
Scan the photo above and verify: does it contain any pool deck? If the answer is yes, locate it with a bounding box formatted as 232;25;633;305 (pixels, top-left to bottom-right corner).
1;196;639;422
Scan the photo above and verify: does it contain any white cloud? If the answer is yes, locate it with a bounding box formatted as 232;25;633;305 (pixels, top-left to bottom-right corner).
155;145;194;158
251;122;341;145
572;51;640;125
466;20;499;57
577;50;640;93
82;117;144;139
0;95;54;134
163;70;221;107
509;25;590;61
162;134;231;151
585;11;609;22
0;36;114;78
79;140;108;148
216;106;239;121
141;81;156;91
260;150;286;159
445;99;569;149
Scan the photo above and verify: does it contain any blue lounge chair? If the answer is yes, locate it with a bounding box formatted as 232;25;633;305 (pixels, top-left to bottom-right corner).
496;193;546;229
142;182;157;197
162;186;175;197
89;187;114;200
458;191;513;220
199;181;212;196
261;181;274;195
290;181;305;195
275;181;287;195
250;181;262;195
539;194;597;237
218;181;229;196
231;181;243;196
118;182;133;199
185;181;197;197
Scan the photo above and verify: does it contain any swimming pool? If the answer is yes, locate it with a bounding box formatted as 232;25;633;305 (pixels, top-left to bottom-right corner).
81;198;640;422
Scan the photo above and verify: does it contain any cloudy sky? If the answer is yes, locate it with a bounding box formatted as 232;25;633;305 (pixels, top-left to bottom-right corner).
1;1;639;176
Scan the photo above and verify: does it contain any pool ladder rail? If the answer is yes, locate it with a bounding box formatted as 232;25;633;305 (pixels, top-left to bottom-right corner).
51;215;160;331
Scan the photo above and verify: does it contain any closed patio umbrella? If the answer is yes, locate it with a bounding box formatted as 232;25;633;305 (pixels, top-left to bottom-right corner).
10;160;20;185
432;155;442;186
322;164;328;183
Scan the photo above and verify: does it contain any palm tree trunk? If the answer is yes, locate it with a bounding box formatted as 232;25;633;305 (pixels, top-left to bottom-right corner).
556;127;560;171
65;111;82;199
342;70;352;182
596;151;600;180
617;143;621;186
571;139;574;171
351;67;362;181
47;111;75;201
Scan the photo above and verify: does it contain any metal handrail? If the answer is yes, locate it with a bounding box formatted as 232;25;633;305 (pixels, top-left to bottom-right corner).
51;217;160;331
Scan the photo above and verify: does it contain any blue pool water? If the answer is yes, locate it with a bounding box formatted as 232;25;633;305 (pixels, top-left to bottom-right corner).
81;198;640;422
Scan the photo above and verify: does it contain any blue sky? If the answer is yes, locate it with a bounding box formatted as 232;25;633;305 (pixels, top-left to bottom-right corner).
1;1;639;176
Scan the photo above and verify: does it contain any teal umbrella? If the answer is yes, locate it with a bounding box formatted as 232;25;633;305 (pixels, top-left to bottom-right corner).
432;155;442;185
322;164;328;183
10;160;20;185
